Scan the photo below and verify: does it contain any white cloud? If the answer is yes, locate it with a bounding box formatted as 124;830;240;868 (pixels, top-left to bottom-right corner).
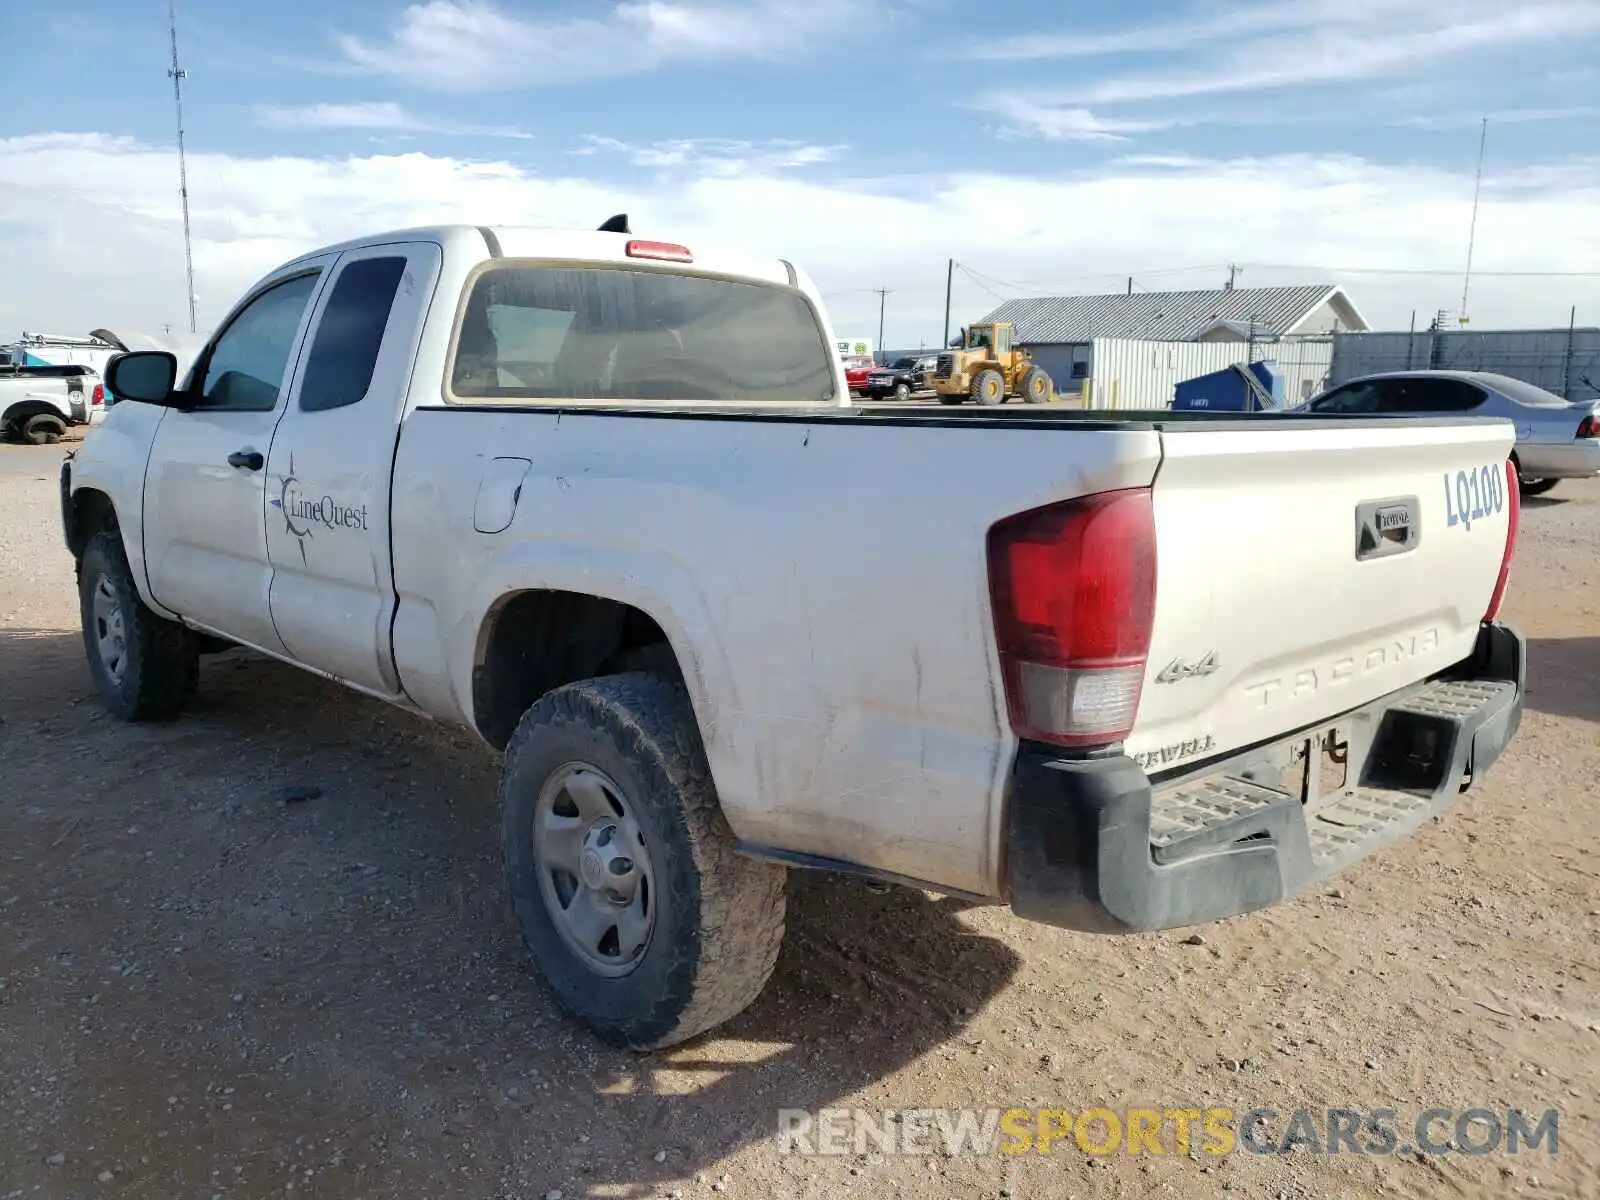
572;135;845;176
335;0;883;89
1;133;1597;348
979;99;1183;143
253;101;533;139
976;0;1600;132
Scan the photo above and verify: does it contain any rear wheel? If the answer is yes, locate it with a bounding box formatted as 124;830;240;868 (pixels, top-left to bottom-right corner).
22;413;67;445
1512;456;1559;497
936;393;964;406
1019;366;1051;404
77;529;199;721
971;369;1005;407
893;382;911;402
500;672;787;1049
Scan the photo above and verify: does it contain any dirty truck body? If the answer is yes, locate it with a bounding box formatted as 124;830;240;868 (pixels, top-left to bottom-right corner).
61;223;1525;1048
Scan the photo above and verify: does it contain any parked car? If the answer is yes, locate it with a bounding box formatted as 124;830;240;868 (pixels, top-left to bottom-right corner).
866;354;938;401
841;355;875;396
64;219;1525;1051
1;364;105;443
1301;370;1600;496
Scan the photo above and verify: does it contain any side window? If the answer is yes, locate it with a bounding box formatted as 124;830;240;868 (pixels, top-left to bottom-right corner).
192;273;320;411
299;256;408;412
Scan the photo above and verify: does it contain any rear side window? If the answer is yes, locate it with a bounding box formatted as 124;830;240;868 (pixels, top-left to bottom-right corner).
1375;379;1484;413
449;265;835;404
300;256;408;412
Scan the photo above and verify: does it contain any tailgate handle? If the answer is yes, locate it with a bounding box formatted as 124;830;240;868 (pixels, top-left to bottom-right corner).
1355;497;1419;561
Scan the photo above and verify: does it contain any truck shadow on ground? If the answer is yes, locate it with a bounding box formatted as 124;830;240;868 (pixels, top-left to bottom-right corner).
0;631;1021;1198
1524;636;1600;724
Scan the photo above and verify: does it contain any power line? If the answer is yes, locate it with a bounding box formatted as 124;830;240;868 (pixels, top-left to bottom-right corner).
1241;263;1600;278
953;264;1012;304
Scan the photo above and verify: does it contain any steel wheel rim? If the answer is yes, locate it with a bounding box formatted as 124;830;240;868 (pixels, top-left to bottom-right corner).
92;575;128;684
531;761;656;978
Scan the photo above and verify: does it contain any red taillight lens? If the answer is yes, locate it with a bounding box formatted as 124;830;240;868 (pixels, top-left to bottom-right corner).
91;384;104;406
625;239;694;263
1577;414;1597;440
1484;459;1519;622
987;488;1158;748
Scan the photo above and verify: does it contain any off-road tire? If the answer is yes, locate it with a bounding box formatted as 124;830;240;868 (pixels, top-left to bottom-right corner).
936;393;965;406
77;529;199;721
22;413;67;445
971;369;1005;406
500;672;787;1049
1019;366;1051;404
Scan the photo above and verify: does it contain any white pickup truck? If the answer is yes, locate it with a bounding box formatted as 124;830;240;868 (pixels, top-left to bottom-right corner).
2;364;104;443
61;220;1526;1049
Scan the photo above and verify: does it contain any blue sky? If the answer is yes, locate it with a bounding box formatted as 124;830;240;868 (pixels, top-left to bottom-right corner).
3;0;1598;341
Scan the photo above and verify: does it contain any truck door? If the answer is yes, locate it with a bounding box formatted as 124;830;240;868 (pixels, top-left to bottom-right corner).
263;242;441;697
141;262;330;653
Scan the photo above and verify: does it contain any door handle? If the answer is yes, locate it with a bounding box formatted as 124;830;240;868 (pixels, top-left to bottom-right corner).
227;449;264;471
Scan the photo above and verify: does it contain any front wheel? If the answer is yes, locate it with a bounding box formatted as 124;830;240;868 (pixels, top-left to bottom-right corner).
971;369;1005;406
77;529;199;721
1518;477;1559;497
500;672;787;1049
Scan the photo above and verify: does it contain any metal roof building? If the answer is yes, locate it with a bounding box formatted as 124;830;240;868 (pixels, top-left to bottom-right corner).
978;284;1369;344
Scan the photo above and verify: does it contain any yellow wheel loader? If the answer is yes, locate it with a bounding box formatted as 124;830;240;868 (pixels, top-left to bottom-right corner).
930;322;1053;406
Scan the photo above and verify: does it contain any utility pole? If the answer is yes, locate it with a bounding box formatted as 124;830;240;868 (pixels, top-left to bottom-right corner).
1461;117;1489;323
1126;276;1133;296
168;0;197;334
875;288;891;357
942;259;953;349
1226;263;1242;291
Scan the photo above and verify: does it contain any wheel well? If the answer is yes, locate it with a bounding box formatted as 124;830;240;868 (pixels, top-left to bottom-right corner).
3;400;68;429
68;489;118;561
472;590;683;749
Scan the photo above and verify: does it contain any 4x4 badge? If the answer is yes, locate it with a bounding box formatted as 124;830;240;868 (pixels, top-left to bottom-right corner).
1156;651;1221;684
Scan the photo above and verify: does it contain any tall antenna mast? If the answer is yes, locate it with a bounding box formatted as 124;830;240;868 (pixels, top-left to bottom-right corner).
168;0;197;334
1460;117;1488;323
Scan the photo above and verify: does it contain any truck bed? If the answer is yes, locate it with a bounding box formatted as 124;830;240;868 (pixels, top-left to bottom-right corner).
391;401;1517;900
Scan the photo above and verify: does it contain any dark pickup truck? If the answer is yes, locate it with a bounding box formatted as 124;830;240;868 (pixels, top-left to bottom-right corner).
865;354;938;400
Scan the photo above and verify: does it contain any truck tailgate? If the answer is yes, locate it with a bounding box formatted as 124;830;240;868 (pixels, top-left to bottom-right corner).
1125;417;1517;770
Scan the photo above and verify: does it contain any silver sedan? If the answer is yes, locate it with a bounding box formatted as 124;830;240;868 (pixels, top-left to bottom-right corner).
1301;370;1600;496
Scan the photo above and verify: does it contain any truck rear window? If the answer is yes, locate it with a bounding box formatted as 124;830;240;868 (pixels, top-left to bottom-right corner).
449;265;836;404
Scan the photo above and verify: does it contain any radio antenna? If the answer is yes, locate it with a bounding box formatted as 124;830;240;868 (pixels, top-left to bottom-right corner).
1460;117;1488;323
168;0;197;333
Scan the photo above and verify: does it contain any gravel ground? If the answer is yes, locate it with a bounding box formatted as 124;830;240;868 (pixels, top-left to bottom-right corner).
1;439;1596;1200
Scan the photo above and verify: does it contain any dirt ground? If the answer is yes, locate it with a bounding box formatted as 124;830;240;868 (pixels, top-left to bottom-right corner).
2;439;1596;1200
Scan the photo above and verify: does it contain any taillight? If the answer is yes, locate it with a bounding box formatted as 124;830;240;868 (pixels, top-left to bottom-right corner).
91;384;104;406
987;488;1157;748
625;239;694;263
1577;414;1597;440
1484;459;1519;622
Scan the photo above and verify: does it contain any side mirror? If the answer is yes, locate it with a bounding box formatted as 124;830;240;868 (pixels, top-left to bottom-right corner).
105;351;180;405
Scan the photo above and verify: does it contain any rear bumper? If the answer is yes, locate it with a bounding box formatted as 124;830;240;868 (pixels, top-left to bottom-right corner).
1003;621;1525;933
1519;440;1600;479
